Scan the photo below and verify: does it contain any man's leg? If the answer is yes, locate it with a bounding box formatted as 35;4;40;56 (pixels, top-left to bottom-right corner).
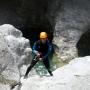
24;58;39;78
43;58;53;76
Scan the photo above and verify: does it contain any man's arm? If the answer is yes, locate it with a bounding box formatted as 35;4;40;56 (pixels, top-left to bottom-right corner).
32;42;41;57
43;42;52;59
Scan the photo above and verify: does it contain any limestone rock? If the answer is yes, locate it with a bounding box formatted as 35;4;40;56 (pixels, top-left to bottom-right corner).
20;56;90;90
48;0;90;60
0;24;32;88
0;84;10;90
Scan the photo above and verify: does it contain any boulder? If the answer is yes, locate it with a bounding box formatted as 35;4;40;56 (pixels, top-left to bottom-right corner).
21;56;90;90
0;24;32;88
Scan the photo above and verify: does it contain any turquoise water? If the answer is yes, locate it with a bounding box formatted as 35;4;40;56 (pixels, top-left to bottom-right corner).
34;54;67;76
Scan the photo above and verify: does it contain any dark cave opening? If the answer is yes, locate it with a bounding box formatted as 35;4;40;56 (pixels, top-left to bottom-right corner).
21;24;54;48
76;30;90;57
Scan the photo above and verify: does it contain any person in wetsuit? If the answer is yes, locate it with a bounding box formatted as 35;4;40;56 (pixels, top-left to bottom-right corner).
24;32;53;78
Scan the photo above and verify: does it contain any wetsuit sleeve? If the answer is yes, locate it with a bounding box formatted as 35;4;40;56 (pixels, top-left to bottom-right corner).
32;42;39;55
43;41;52;60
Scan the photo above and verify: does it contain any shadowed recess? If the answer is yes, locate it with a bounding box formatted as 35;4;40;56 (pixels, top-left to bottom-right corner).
76;30;90;56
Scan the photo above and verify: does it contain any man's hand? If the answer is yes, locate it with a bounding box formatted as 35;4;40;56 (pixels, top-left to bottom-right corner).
36;53;41;58
36;52;43;58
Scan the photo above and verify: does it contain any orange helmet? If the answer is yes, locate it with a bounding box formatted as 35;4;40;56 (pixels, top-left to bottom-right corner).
40;32;47;39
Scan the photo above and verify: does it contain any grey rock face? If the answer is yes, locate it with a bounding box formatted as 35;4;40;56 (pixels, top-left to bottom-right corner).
48;0;90;60
0;24;32;88
20;56;90;90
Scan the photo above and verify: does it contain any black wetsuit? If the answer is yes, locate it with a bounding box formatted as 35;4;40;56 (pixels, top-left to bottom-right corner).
25;40;53;77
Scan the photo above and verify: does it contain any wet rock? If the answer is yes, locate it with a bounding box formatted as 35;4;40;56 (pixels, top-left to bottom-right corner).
0;24;32;89
20;56;90;90
48;0;90;60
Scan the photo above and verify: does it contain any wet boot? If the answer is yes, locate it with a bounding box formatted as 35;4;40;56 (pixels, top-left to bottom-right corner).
48;70;53;76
